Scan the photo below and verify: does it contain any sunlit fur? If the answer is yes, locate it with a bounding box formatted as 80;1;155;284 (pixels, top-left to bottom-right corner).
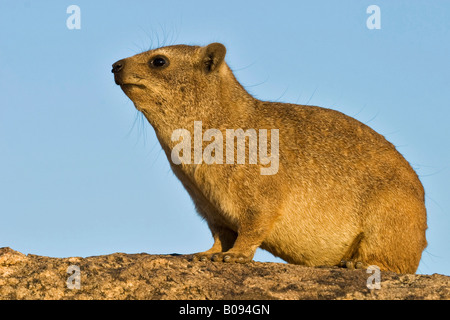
113;43;427;273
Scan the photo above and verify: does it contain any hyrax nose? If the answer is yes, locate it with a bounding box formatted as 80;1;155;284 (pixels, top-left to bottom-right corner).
111;60;125;73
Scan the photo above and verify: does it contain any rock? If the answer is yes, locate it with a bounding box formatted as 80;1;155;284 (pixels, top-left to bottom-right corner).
0;247;448;300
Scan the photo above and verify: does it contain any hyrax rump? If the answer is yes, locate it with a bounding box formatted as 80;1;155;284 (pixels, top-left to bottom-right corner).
112;43;427;273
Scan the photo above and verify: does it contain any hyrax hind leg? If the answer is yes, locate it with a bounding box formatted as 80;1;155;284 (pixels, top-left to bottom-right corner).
339;232;367;270
340;188;427;274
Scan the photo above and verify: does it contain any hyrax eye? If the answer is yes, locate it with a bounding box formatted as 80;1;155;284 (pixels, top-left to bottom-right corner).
150;56;169;68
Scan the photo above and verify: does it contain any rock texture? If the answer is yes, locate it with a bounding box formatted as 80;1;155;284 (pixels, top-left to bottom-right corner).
0;247;448;300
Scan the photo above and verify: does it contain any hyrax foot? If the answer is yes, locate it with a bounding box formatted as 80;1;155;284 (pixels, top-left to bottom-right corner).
190;252;252;263
191;252;217;262
211;252;253;264
339;259;366;270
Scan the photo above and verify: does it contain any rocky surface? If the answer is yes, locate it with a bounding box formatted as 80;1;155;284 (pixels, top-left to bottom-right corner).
0;247;448;300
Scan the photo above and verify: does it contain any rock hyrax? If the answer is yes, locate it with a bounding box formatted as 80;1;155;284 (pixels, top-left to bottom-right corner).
112;43;427;273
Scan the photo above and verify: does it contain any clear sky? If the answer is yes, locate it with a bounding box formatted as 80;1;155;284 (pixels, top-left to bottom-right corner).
1;0;449;276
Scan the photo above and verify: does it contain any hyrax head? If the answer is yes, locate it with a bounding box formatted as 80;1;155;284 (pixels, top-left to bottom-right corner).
112;43;227;114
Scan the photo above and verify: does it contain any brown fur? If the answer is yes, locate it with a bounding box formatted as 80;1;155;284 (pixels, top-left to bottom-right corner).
112;43;427;273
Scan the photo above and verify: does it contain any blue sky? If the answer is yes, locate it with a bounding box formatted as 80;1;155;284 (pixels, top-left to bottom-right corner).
1;0;449;276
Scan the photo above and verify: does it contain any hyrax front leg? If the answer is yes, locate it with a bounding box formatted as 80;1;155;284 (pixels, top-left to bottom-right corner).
192;225;237;262
211;212;279;264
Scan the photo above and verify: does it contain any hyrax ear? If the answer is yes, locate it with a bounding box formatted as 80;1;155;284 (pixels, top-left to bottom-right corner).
200;43;226;73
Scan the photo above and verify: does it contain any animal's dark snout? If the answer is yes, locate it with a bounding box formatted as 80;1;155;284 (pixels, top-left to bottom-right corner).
112;60;125;73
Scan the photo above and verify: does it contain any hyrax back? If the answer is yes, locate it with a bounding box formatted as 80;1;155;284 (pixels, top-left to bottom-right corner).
112;43;427;273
